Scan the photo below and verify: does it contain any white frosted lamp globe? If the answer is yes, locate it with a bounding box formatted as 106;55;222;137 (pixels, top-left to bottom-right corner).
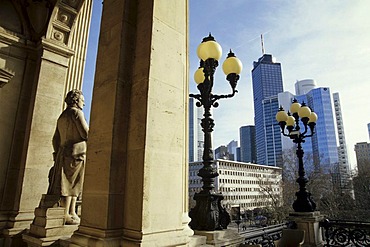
298;105;311;118
194;68;205;84
290;101;301;114
286;116;295;126
276;110;288;123
222;55;243;75
308;112;318;123
197;40;222;61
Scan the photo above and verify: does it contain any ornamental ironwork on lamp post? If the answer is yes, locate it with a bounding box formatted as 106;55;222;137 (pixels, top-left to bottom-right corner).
275;99;318;212
189;34;243;230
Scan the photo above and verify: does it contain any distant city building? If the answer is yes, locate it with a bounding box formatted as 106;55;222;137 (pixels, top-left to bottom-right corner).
295;79;317;95
189;98;204;162
332;93;353;197
189;160;282;212
252;54;284;166
215;145;232;160
278;85;339;173
239;125;256;163
236;147;241;162
354;142;370;176
368;123;370;141
227;140;238;161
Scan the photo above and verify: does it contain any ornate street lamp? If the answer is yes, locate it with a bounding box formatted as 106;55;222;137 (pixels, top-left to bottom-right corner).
189;34;243;231
275;99;318;212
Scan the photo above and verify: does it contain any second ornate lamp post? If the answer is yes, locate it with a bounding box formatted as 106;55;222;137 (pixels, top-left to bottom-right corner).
189;34;242;230
275;99;318;212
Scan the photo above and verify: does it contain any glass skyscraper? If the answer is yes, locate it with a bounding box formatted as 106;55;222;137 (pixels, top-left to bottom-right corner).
306;87;338;172
278;86;339;173
252;54;284;166
239;125;256;163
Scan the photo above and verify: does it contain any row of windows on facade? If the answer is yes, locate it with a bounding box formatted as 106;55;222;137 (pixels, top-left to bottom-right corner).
217;162;280;172
219;178;280;186
218;170;278;179
219;186;280;193
189;188;279;200
189;178;280;187
223;194;277;201
232;201;272;209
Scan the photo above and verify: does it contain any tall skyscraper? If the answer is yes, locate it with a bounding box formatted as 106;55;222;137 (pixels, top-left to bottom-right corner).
227;140;238;161
252;54;284;166
239;125;256;163
295;79;317;95
278;85;339;172
332;93;353;196
189;98;204;162
306;87;338;171
333;93;350;171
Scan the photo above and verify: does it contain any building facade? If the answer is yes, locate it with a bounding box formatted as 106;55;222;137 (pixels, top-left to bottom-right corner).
295;79;317;95
354;142;370;176
278;85;339;173
189;97;204;162
227;140;238;161
332;93;353;195
239;125;256;163
189;160;282;212
306;87;339;172
252;54;284;166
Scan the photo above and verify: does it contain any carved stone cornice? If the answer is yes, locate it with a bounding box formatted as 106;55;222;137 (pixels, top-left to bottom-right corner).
46;0;85;47
0;68;15;88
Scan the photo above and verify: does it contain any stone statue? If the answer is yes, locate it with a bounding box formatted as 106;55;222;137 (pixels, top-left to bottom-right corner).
47;89;89;225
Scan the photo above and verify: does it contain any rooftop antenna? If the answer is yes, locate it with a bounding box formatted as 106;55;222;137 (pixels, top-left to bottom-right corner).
261;34;265;55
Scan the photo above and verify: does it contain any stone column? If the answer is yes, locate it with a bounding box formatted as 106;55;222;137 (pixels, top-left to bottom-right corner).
70;0;191;246
0;40;74;246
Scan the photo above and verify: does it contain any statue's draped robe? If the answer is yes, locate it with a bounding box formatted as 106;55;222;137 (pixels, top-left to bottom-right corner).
48;106;89;196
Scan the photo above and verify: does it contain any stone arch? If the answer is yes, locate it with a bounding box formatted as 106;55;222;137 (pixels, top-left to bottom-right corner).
0;0;23;35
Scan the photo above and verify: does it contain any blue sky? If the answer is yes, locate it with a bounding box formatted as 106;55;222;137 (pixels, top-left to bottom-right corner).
83;1;370;168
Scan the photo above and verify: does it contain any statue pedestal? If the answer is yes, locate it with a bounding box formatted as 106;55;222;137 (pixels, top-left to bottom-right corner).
22;195;78;247
288;211;324;247
194;229;244;247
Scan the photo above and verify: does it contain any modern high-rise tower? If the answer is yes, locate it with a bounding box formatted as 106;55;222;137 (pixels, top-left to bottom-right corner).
252;54;284;166
333;93;350;171
189;98;204;162
239;125;256;163
332;93;353;196
278;84;339;173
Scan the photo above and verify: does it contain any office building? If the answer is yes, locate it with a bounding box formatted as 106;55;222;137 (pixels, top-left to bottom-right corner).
189;160;282;212
215;145;233;160
368;123;370;141
189;98;204;162
332;93;353;196
252;54;284;166
306;87;339;171
354;142;370;176
227;140;238;161
295;79;317;95
278;84;339;173
239;125;256;163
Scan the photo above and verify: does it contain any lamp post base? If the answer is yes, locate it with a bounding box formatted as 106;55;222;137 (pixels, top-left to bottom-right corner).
293;190;316;212
189;192;230;231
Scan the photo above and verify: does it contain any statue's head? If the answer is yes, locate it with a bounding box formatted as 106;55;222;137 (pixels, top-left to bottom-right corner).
65;89;84;109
